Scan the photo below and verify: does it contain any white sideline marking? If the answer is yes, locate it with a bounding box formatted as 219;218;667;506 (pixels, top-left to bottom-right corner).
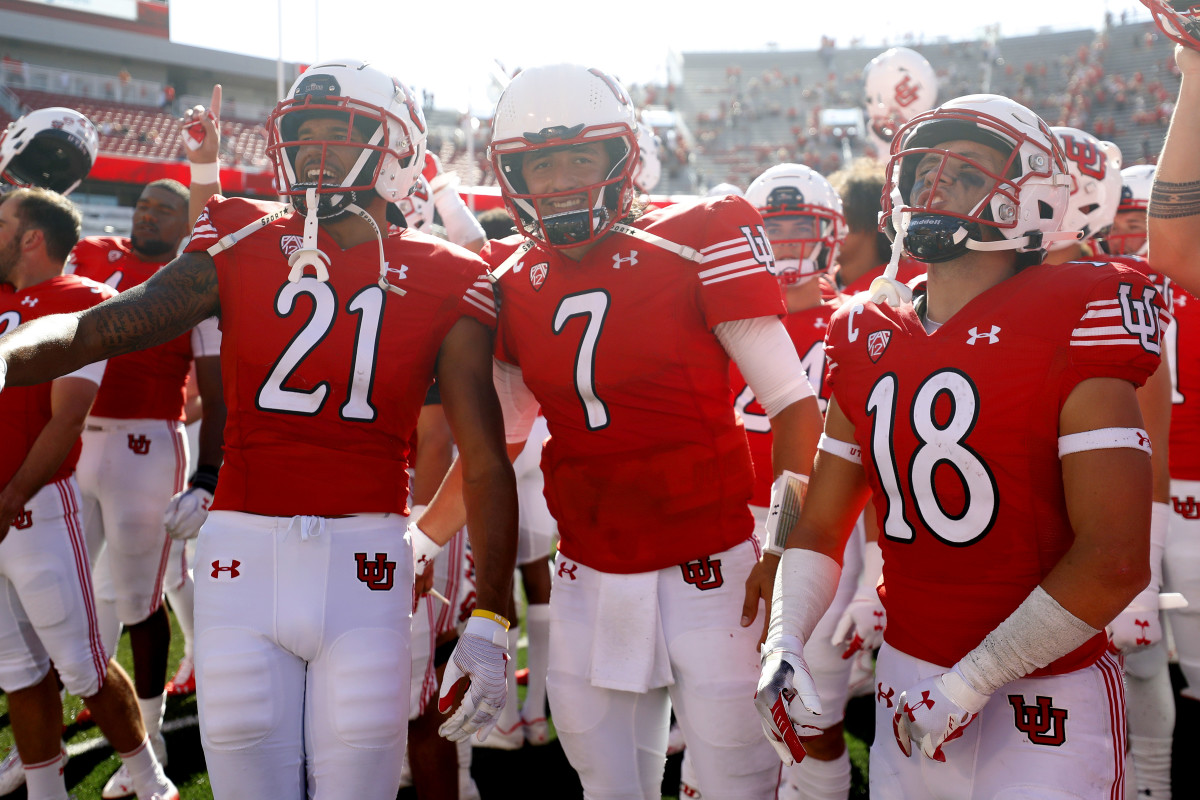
65;714;199;758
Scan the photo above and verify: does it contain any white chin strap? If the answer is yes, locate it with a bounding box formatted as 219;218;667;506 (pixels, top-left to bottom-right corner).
287;188;332;283
867;228;914;307
964;229;1082;252
285;187;406;297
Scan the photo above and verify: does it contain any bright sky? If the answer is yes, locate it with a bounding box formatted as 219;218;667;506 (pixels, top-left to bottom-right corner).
168;0;1146;113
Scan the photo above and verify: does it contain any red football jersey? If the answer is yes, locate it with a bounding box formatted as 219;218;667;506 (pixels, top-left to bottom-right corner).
0;275;117;486
825;259;1165;672
67;237;193;421
1168;282;1200;479
185;196;496;517
484;195;785;573
732;287;841;507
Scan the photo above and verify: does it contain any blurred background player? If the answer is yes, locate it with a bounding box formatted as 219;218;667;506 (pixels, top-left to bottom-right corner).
66;104;225;793
0;186;177;800
1047;128;1176;800
1107;164;1155;259
633;122;662;197
421;152;486;253
862;47;938;165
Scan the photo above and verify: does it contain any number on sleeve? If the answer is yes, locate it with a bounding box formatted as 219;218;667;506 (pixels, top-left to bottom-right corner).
553;290;610;430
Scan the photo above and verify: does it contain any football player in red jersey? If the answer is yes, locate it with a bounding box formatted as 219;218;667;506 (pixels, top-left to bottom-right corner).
756;94;1166;799
66;174;223;798
0;60;517;800
419;63;823;800
1048;131;1178;800
0;188;177;800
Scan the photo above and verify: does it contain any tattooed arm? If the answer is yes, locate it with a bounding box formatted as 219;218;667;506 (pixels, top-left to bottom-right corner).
0;252;219;388
1149;45;1200;297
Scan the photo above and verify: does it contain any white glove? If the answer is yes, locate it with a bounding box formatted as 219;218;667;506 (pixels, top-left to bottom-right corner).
1108;587;1162;652
163;486;213;540
438;614;510;742
407;505;443;575
892;666;989;762
831;541;886;657
753;634;824;766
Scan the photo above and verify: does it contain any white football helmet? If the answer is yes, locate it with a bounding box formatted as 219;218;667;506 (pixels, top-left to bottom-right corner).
1050;127;1123;250
1141;1;1200;50
1106;164;1156;256
705;182;744;198
633;123;662;193
882;94;1074;265
745;163;846;284
490;63;639;250
267;59;427;219
394;174;434;233
0;107;98;196
864;47;938;146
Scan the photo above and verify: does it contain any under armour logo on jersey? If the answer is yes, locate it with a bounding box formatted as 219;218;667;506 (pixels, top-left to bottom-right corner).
893;74;921;108
1009;695;1068;746
1172;496;1200;519
127;435;151;455
19;296;37;308
612;251;638;269
814;318;828;329
966;325;1001;345
876;682;895;708
384;263;408;280
1117;282;1161;354
12;510;32;530
108;249;121;262
680;556;724;591
557;561;578;581
901;691;936;721
355;552;396;591
530;262;549;291
211;560;241;579
867;330;891;363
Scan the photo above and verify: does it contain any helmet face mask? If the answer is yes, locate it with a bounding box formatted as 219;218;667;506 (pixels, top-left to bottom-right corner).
881;95;1071;265
267;60;427;219
746;163;846;284
0;107;98;196
1104;164;1155;256
490;64;639;251
1142;1;1200;50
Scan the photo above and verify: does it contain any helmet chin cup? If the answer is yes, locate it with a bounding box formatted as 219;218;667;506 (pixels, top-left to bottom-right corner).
901;214;975;263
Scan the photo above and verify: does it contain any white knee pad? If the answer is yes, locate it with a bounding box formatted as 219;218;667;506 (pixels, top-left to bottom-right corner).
197;628;281;749
326;629;408;749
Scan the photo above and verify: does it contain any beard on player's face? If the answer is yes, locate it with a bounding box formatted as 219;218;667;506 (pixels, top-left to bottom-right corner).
130;233;176;258
0;231;21;284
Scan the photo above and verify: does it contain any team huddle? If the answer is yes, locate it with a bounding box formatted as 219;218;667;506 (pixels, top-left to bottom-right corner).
1;1;1200;798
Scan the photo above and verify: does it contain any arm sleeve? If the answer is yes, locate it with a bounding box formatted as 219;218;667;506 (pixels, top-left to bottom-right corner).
494;359;539;444
431;174;486;248
715;316;815;417
190;316;222;358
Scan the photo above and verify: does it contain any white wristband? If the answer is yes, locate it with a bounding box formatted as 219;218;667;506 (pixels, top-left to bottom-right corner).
818;433;862;464
0;356;7;392
763;470;808;556
408;505;443;572
190;160;220;185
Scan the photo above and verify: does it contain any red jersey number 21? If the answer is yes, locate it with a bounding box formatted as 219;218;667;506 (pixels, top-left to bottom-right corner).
553;290;611;431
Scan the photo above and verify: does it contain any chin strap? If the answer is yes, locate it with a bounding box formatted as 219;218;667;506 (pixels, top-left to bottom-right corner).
287;188;332;283
345;202;406;297
964;229;1082;253
867;229;914;307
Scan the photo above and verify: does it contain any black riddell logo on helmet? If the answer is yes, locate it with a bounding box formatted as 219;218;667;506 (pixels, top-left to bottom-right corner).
293;76;341;100
766;186;804;210
524;124;586;144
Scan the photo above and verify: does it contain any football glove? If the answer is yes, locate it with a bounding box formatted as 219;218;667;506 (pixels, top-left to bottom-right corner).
892;667;989;761
163;487;213;540
438;614;509;743
831;587;886;658
754;634;824;766
1108;587;1162;652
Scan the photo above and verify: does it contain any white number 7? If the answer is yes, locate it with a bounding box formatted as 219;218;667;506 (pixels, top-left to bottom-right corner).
553;290;611;430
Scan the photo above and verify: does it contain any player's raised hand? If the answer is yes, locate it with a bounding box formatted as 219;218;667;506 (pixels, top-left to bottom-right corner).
437;611;509;742
1178;43;1200;75
892;667;988;761
754;634;823;765
181;84;222;166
